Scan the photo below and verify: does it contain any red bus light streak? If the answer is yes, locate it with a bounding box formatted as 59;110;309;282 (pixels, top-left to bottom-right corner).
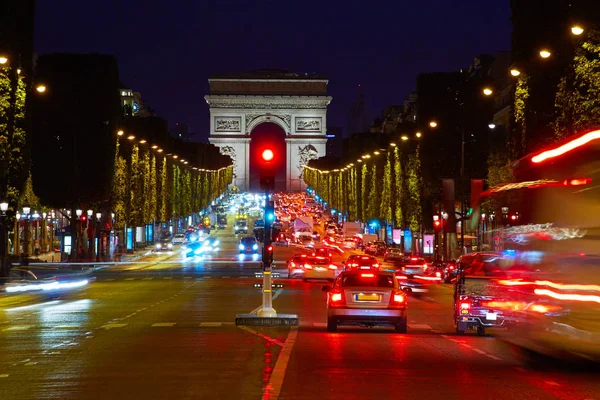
531;129;600;163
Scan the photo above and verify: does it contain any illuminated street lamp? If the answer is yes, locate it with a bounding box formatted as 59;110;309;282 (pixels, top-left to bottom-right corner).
117;130;124;136
415;132;422;138
390;142;396;147
429;121;438;128
571;26;584;35
127;135;135;140
488;124;496;129
510;69;521;77
483;87;493;96
87;209;93;218
539;50;551;59
0;56;7;65
401;135;409;141
35;85;47;93
76;209;82;218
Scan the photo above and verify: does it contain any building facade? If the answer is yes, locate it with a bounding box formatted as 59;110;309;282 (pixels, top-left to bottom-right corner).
206;70;331;191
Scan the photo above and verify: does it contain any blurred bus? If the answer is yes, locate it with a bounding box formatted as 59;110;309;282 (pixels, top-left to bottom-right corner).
481;129;600;363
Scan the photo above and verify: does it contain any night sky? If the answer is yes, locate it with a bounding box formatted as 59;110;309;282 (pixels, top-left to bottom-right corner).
35;0;511;142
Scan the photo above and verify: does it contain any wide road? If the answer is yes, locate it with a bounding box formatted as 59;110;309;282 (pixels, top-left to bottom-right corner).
1;225;599;399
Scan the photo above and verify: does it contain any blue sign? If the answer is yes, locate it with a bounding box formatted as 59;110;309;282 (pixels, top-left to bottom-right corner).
403;228;412;253
126;228;133;250
146;224;154;243
386;224;392;243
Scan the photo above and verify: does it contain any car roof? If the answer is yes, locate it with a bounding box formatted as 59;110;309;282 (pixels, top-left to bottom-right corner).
339;270;394;277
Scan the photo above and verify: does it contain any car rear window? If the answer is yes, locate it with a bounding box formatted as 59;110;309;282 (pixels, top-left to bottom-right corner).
341;274;394;288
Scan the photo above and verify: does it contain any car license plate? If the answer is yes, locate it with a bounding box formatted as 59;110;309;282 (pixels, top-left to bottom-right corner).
486;313;497;321
360;266;370;269
315;267;326;271
356;293;379;301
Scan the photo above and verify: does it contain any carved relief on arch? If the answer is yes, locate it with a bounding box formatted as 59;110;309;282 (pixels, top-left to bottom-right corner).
245;114;291;135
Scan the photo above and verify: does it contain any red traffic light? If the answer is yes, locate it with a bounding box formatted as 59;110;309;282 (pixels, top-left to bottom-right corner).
262;149;274;162
267;245;273;253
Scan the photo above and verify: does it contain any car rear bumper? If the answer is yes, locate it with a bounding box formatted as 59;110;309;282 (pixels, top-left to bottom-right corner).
329;308;406;324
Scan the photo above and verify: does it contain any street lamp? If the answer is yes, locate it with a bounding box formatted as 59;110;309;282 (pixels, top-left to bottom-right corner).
0;56;7;65
415;132;422;138
429;121;438;128
0;202;8;277
401;135;409;141
76;209;82;217
87;209;93;218
510;68;521;77
488;124;496;129
483;87;493;96
35;85;47;93
571;26;584;35
539;50;552;59
117;130;124;136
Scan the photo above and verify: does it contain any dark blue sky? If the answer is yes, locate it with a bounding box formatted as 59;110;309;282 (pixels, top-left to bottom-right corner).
35;0;511;142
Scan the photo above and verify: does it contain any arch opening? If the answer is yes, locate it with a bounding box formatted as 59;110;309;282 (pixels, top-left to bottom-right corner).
249;122;287;191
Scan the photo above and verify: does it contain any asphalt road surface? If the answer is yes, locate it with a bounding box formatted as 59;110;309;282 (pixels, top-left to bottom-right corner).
1;225;599;399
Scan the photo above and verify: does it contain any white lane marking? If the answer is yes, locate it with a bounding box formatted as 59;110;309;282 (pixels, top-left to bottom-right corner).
3;325;32;331
163;277;172;280
24;362;37;366
53;325;80;330
104;278;115;281
313;322;327;328
440;334;450;339
204;276;212;279
449;339;460;343
262;326;299;400
408;324;432;330
143;277;153;280
460;343;472;348
124;278;135;281
222;276;231;279
0;374;9;378
152;323;176;327
101;323;128;330
545;381;560;386
486;354;502;361
199;322;222;327
472;348;486;355
239;276;249;279
184;276;192;279
238;326;285;347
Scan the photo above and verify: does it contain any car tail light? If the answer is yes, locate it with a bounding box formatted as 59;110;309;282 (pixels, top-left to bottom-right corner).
373;263;379;269
411;257;418;261
328;264;337;270
423;264;428;270
361;273;375;278
329;291;345;307
460;301;470;314
304;264;313;270
390;291;406;308
448;265;455;270
435;272;441;277
290;262;296;268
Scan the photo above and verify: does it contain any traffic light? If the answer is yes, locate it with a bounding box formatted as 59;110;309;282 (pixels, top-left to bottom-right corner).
263;243;274;270
259;148;276;191
265;200;275;224
433;215;442;232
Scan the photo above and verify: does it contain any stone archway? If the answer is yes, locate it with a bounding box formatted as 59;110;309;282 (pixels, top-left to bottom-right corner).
248;122;287;191
206;70;332;191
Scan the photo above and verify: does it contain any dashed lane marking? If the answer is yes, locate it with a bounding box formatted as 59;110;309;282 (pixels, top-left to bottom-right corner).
143;277;153;280
0;374;9;378
101;323;128;330
104;278;115;281
472;348;486;355
53;325;81;330
199;322;222;327
3;325;32;332
163;277;172;280
124;278;135;281
222;276;231;279
545;381;560;386
262;326;298;400
152;323;176;327
184;276;192;279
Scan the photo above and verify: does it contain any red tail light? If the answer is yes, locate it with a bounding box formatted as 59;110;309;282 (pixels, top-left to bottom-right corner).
304;264;313;270
290;262;296;268
361;273;375;278
390;291;406;308
459;301;470;314
373;263;380;269
423;264;428;270
328;264;338;270
329;290;346;307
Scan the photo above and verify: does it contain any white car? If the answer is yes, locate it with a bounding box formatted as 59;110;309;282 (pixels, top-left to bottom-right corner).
172;234;186;245
303;256;339;282
323;271;408;333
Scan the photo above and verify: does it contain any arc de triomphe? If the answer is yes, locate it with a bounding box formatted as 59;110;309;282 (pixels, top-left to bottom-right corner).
206;70;331;191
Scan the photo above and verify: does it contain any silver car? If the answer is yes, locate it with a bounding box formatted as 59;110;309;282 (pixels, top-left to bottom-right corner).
322;271;408;333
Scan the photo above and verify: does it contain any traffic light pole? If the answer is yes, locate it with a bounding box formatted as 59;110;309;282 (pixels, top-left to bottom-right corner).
257;193;277;318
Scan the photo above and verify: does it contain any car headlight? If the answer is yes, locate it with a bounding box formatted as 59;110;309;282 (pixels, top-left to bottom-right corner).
252;244;258;250
213;240;219;246
156;244;161;249
194;248;202;255
167;243;173;249
239;244;245;250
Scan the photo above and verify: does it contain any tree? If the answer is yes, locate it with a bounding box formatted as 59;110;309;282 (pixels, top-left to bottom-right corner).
405;147;422;232
381;153;392;224
112;141;127;230
554;29;600;140
393;147;403;227
366;163;380;220
360;164;369;222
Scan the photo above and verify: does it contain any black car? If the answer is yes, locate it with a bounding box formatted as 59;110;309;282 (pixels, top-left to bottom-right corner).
239;236;259;253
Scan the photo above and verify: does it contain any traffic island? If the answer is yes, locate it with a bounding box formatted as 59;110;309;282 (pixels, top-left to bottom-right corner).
235;313;299;326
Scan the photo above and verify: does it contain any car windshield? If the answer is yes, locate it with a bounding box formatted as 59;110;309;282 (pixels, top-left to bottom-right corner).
241;237;255;244
341;274;394;288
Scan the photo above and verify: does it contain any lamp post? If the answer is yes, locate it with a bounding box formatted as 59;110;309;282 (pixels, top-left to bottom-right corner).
87;209;93;259
0;201;8;277
96;212;102;261
75;209;82;260
21;206;31;261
